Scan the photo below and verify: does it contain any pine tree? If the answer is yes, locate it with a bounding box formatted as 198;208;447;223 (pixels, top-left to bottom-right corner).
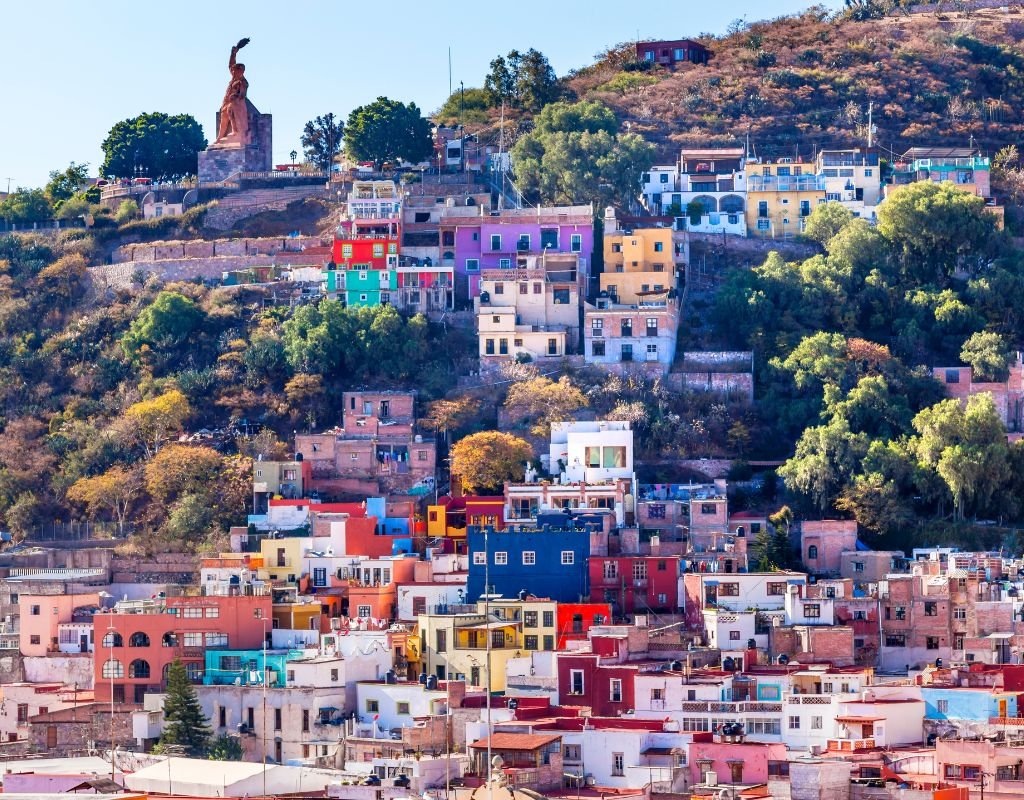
159;659;212;756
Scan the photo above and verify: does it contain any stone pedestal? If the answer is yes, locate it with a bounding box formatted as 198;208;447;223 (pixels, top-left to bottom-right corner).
198;99;272;183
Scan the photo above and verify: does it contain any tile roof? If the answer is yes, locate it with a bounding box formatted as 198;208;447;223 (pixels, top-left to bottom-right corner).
470;733;561;751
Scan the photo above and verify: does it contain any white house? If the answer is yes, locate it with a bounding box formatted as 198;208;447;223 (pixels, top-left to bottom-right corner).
548;421;634;483
355;679;450;731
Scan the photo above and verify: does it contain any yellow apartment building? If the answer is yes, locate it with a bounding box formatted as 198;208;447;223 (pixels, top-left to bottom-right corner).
745;159;826;238
601;225;675;304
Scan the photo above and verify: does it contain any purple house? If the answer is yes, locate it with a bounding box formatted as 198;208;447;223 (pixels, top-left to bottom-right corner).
439;205;594;299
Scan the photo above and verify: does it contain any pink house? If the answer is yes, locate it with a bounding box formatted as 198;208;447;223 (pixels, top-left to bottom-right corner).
19;593;100;657
933;353;1024;441
800;520;858;576
439;205;594;298
688;736;788;786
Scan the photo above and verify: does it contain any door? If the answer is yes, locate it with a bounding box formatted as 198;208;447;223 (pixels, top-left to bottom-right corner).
80;634;89;653
999;699;1009;718
46;725;57;749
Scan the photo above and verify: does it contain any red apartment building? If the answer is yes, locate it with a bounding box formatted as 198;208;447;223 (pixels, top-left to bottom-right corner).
556;602;613;649
93;593;272;703
588;555;682;616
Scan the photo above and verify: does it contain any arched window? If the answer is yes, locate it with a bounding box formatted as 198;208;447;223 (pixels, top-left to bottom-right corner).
129;632;150;647
102;632;123;648
808;545;818;560
691;195;718;214
162;632;178;648
128;659;151;679
102;659;123;679
719;194;745;214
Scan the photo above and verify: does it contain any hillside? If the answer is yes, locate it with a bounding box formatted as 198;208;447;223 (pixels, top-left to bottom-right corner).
566;6;1024;160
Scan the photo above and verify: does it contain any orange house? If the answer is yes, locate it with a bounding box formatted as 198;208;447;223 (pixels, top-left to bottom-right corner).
93;593;272;704
556;602;613;649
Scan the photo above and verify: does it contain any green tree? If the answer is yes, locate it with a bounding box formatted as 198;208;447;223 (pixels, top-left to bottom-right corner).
779;417;869;514
121;291;204;362
344;97;433;169
159;659;212;756
803;201;854;247
511;100;654;208
115;199;140;223
910;394;1010;520
45;162;90;206
450;431;533;492
208;733;243;761
485;49;560;112
0;188;53;224
300;113;344;172
436;87;493;126
100;112;207;181
960;331;1012;382
877;181;998;285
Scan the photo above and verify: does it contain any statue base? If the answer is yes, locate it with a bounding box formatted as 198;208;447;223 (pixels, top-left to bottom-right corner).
198;100;272;183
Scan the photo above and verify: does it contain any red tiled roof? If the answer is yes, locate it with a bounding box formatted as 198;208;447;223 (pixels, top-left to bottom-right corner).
470;733;560;751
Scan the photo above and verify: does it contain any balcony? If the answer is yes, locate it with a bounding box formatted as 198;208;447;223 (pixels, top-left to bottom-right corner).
748;176;826;192
827;738;875;751
787;695;833;705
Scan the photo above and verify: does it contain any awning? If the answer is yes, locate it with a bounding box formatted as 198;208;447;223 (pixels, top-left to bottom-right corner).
836;716;883;723
988;633;1013;640
458;620;521;630
642;747;681;755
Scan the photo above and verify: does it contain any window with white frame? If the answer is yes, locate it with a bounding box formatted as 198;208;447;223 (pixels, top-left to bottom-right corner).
610;679;623;702
473;552;486;565
522;551;536;565
561;551;575;565
494;552;508;565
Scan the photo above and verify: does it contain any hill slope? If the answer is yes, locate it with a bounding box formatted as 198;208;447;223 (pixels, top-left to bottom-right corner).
567;6;1024;160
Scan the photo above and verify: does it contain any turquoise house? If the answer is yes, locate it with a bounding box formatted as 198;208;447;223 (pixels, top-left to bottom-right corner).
344;268;398;308
203;648;305;687
922;686;1017;723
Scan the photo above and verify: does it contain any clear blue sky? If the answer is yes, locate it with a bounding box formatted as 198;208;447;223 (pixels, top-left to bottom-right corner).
2;0;843;189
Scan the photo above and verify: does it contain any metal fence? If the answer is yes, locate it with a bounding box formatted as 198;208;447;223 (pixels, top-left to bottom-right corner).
27;521;132;541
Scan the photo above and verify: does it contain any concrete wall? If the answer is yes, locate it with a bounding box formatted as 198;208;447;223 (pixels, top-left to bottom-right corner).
23;654;94;688
112;236;322;264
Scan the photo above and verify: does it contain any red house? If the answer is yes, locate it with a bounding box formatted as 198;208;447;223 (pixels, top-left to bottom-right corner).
635;39;711;67
588;555;682;616
555;602;613;649
93;593;272;704
557;651;639;717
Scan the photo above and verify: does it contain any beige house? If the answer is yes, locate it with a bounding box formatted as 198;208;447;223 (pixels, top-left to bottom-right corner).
475;254;580;366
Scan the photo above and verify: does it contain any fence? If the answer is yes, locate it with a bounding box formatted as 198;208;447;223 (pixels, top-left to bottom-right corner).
27;521;132;541
0;218;86;233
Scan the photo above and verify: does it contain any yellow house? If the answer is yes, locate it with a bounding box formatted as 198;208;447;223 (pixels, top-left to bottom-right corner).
745;159;826;238
416;598;556;691
601;224;675;304
260;536;304;584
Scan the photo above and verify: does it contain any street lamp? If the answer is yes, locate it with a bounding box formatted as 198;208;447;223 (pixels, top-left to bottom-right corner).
290;150;297;166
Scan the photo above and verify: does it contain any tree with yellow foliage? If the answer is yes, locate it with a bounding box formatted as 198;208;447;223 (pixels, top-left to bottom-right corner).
124;390;191;457
449;431;533;493
67;465;144;533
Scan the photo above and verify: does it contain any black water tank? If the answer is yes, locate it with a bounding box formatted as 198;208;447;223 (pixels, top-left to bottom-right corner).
418;672;428;685
670;660;682;671
723;657;736;671
385;670;397;684
426;674;439;690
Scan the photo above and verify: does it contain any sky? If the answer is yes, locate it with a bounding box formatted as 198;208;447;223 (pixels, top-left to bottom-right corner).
1;0;845;189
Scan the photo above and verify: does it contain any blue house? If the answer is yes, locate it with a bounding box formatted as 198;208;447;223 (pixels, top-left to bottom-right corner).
466;519;593;603
922;686;1017;725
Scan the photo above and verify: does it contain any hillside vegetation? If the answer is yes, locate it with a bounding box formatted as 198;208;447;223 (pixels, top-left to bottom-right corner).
569;6;1024;158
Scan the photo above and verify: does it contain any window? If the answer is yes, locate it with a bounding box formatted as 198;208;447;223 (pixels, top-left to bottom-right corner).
853;561;864;573
396;701;411;715
603;561;618;579
30;605;40;616
646;318;659;337
494;552;508;565
610;679;623;703
182;606;203;619
102;659;123;679
885;634;906;647
569;669;585;694
612;753;624;776
937;699;949;714
633;561;648;581
366;699;380;714
926;636;940;650
274;708;282;731
592;341;606;357
543;610;554;627
183;632;203;647
517;233;530;250
547;338;558;356
729;630;741;641
490;234;502;251
788;716;800;729
571;234;582;252
205;633;228;647
543;634;554;650
499;258;512;268
29;634;40;645
435;629;447;653
313;567;327;588
648;504;666;519
302;709;310;732
564;744;581;761
718;583;739;596
330;669;339;682
811;716;823;729
647;343;658;359
894;606;906;620
758;200;768;218
524;611;538;628
807;545;818;560
621;344;633;362
767;582;786;596
357;605;371;618
524;635;539;650
466;258;479;272
102;631;123;648
621;319;633;337
924;602;938;616
804;604;821;618
954;606;966;620
494;282;504;295
561;551;575;565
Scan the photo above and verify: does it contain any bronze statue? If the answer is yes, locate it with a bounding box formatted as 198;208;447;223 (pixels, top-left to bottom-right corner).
216;38;251;145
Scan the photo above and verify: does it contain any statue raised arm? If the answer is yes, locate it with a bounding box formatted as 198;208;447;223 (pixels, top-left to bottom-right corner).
216;38;252;145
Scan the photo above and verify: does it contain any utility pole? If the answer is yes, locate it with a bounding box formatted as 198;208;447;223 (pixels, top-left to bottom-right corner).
867;101;874;149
